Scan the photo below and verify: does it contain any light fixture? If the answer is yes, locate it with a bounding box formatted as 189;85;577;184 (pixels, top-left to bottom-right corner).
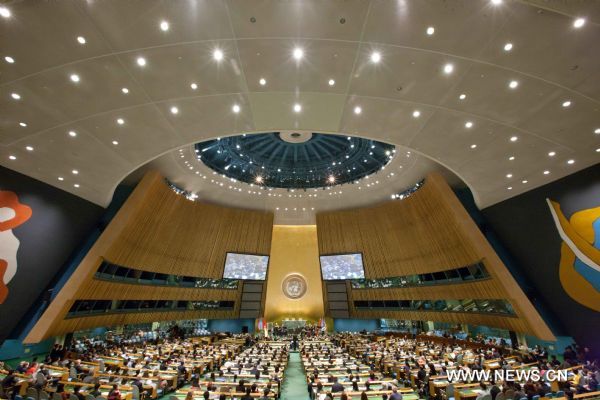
68;130;77;137
522;180;528;184
8;155;16;160
4;56;14;63
112;140;119;145
11;93;20;100
255;176;263;183
58;177;64;181
506;173;512;178
293;47;304;60
562;100;571;108
19;122;27;127
77;36;86;44
74;184;80;188
190;82;198;90
354;106;362;115
70;74;80;83
470;144;477;149
426;26;435;35
412;110;421;118
170;106;179;114
573;18;586;28
459;94;466;100
567;159;575;164
136;57;146;66
72;169;79;175
543;170;550;175
160;20;169;31
213;49;224;61
293;103;302;113
328;79;335;86
121;87;129;94
596;148;600;153
509;80;519;89
370;51;381;63
232;104;240;113
25;146;34;151
259;78;266;86
117;118;125;125
509;156;515;161
465;121;473;128
491;0;502;5
0;6;11;18
504;42;513;51
595;128;600;134
507;186;512;190
443;63;454;74
328;175;336;183
510;136;518;142
548;151;556;157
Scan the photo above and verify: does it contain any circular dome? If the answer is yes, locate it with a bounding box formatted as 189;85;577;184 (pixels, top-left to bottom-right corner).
195;132;395;189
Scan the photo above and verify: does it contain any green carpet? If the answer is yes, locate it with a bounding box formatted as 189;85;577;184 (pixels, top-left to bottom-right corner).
280;352;308;400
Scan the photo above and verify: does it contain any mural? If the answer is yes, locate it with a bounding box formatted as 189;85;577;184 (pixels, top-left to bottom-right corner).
547;199;600;312
0;191;32;304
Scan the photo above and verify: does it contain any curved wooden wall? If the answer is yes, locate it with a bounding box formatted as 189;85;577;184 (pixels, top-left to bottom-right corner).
317;173;555;340
25;171;273;342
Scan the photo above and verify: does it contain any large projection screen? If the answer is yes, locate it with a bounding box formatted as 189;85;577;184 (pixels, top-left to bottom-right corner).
320;253;365;280
223;253;269;280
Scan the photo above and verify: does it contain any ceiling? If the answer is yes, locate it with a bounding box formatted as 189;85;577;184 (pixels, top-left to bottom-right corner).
0;0;598;222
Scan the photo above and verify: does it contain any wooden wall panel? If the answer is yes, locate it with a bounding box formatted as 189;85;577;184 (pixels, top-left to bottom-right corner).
26;171;273;342
317;173;555;340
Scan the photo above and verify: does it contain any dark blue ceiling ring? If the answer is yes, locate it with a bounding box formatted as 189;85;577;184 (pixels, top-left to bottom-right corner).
194;132;396;189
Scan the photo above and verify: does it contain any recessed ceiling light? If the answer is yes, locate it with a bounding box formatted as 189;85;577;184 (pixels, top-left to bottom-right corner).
594;128;600;134
328;175;336;183
19;122;27;127
232;104;240;113
293;103;302;113
8;155;16;160
548;151;556;157
68;130;77;137
543;170;550;175
117;118;125;125
491;0;502;5
504;42;513;52
509;80;519;89
160;20;169;31
567;159;575;164
370;51;381;63
58;177;64;181
470;144;477;149
426;26;435;35
459;94;466;100
213;49;224;61
190;82;198;90
4;56;14;63
354;106;362;115
507;186;512;190
573;18;586;28
506;173;513;178
0;7;11;18
443;63;454;74
255;176;263;183
112;140;119;145
510;136;518;142
509;156;515;161
170;106;179;114
292;47;304;60
412;110;421;118
70;74;80;83
10;93;20;100
72;169;79;175
121;87;129;94
328;79;335;86
77;36;86;44
596;148;600;153
465;121;473;128
259;78;266;86
562;100;571;107
522;180;528;184
74;184;80;188
136;57;146;67
25;146;33;151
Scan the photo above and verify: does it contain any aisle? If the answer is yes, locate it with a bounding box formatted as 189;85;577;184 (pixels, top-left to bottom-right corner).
281;351;308;400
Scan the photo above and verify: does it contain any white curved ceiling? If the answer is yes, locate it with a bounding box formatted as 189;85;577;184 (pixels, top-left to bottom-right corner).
1;0;598;213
